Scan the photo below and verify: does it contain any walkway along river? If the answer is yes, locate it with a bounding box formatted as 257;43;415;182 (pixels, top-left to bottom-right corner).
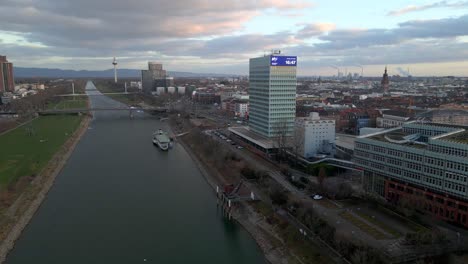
6;81;267;264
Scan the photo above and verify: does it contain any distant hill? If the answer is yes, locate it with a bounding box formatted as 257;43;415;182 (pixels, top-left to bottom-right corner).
13;67;239;78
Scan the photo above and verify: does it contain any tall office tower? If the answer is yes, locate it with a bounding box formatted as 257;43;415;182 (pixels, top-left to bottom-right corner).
354;122;468;227
381;66;389;94
141;62;173;93
249;53;297;138
0;56;14;93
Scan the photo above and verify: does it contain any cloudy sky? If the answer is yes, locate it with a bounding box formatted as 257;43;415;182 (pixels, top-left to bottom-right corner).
1;0;468;76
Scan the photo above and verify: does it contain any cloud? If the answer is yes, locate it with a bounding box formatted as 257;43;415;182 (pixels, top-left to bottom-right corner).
297;23;335;38
316;15;468;49
0;0;312;48
388;1;468;16
1;0;468;75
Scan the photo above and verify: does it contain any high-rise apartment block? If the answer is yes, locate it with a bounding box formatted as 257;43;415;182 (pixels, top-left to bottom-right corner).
249;54;297;138
355;122;468;227
0;56;14;93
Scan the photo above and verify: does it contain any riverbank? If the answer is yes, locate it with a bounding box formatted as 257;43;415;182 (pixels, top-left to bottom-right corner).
0;115;91;263
170;123;299;264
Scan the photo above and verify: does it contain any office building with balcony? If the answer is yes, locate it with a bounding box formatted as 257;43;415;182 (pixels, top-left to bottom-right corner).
354;122;468;227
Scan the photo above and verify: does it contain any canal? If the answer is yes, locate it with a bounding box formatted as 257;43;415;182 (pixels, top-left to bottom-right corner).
6;81;266;263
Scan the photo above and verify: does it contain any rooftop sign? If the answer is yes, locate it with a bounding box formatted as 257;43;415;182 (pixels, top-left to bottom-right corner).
270;56;297;66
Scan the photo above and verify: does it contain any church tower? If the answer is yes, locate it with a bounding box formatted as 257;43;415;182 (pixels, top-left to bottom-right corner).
381;66;389;94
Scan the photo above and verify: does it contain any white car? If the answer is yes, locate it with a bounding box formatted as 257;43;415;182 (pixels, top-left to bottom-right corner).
313;195;323;200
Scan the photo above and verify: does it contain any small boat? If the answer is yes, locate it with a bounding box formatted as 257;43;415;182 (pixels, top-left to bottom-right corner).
152;129;171;151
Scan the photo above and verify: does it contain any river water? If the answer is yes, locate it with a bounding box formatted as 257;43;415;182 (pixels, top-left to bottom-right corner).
6;81;266;264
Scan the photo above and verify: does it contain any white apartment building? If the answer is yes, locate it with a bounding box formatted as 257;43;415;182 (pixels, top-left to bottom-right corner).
295;112;336;158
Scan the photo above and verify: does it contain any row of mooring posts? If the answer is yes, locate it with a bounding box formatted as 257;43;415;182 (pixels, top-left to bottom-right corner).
216;185;233;221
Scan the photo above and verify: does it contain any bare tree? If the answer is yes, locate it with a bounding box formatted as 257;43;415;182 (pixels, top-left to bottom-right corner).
273;118;292;161
292;124;305;166
318;166;327;190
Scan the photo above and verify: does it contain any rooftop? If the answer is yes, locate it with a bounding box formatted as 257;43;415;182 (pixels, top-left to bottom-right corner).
228;126;275;149
442;130;468;144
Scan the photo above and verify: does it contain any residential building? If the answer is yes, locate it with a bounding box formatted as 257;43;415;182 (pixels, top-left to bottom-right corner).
249;54;297;137
354;122;468;227
0;56;14;93
418;109;468;126
295;112;336;158
235;100;249;118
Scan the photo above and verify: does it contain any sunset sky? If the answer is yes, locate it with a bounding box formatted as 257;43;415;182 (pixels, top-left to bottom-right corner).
1;0;468;76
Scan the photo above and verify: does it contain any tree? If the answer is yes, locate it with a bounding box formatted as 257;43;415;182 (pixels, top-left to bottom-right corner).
270;188;288;206
318;166;327;190
273;118;291;162
292;124;305;166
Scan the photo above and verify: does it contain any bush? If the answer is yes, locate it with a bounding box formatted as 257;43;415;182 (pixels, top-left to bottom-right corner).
404;229;448;246
270;188;288;206
299;176;309;184
241;166;259;180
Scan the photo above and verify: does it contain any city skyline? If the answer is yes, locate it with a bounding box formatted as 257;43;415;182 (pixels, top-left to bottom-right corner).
1;0;468;76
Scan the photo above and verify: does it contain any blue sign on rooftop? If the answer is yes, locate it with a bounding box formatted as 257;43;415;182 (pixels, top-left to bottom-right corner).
270;56;297;66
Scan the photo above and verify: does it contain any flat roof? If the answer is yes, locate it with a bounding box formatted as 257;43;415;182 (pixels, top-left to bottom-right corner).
442;130;468;144
228;126;276;149
335;133;356;150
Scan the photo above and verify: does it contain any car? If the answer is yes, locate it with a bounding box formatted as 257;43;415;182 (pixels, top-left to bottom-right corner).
236;146;243;149
311;194;323;200
226;139;232;142
230;142;236;145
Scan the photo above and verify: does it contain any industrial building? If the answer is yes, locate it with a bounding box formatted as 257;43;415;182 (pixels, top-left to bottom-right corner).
0;56;14;93
249;53;297;138
295;112;336;158
141;62;174;93
354;122;468;227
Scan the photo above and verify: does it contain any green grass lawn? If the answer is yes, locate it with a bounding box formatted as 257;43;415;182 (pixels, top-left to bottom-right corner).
95;83;141;105
355;210;402;238
0;115;83;186
47;98;88;110
340;211;389;240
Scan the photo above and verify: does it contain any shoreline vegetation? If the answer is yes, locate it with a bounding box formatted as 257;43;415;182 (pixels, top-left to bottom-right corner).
169;116;334;264
0;84;91;263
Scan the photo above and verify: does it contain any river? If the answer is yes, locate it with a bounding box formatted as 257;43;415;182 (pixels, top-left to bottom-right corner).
6;81;266;264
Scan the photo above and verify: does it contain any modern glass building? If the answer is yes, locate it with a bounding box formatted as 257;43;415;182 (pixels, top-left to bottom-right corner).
249;55;297;138
354;122;468;227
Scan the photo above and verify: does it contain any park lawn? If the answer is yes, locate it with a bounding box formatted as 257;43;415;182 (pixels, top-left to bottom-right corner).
0;115;83;186
47;98;88;110
95;83;141;105
340;211;388;240
355;210;402;238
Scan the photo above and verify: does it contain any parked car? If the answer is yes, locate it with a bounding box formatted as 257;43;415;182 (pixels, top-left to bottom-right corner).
311;194;323;200
236;146;243;149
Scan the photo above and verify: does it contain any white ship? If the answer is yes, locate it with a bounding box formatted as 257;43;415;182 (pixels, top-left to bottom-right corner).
152;129;171;151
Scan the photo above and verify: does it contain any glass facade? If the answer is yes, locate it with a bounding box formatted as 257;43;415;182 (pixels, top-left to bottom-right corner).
249;55;297;138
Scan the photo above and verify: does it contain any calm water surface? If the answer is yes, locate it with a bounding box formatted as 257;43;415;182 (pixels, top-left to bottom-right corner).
6;81;266;264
